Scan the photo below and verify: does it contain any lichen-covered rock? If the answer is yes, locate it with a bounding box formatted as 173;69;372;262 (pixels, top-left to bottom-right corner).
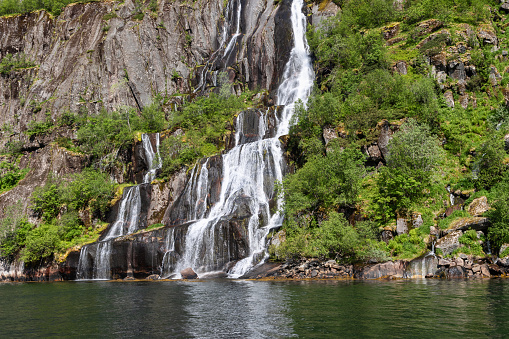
413;19;443;38
396;218;408;235
467;196;489;216
354;261;408;279
445;217;489;234
436;230;463;255
323;126;338;146
477;26;498;46
393;61;407;75
382;23;400;40
444;90;455;108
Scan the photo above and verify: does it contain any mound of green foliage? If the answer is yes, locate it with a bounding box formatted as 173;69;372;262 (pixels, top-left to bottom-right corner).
275;0;509;262
0;53;35;75
0;169;114;264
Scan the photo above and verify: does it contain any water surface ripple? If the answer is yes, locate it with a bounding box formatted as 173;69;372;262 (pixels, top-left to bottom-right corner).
0;279;508;338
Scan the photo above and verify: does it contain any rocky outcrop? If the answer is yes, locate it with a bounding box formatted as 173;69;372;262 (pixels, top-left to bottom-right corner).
467;196;489;216
435;230;463;255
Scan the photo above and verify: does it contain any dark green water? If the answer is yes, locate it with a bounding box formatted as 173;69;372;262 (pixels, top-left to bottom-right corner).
0;279;508;338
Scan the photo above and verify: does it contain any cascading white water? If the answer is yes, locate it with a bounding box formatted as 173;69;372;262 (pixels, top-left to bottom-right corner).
194;0;242;92
142;133;161;184
166;0;314;278
77;133;160;280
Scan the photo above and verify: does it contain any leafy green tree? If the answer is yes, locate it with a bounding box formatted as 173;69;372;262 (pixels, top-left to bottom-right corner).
472;134;507;190
386;119;442;178
374;119;442;222
283;146;366;217
487;172;509;249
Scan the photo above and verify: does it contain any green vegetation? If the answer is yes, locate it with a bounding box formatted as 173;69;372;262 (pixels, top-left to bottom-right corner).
160;90;251;177
274;0;509;262
0;0;97;17
452;229;485;256
0;169;115;264
0;53;35;75
0;161;28;194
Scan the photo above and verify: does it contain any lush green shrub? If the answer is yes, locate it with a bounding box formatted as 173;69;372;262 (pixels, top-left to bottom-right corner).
452;229;484;257
26;113;54;137
283;146;365;217
487;172;509;248
388;229;426;259
0;162;29;193
21;223;61;264
0;204;33;260
386;119;443;179
0;53;35;75
160;92;251;176
472;134;507;190
31;176;62;221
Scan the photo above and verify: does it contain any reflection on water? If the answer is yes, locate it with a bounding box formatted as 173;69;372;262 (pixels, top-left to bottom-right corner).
0;279;508;337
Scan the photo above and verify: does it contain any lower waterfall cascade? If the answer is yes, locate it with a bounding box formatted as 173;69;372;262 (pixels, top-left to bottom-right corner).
77;133;161;280
76;0;314;280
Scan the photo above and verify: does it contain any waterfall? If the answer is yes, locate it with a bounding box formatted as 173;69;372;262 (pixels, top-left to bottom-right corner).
77;133;160;280
142;133;161;184
194;0;242;92
163;0;314;278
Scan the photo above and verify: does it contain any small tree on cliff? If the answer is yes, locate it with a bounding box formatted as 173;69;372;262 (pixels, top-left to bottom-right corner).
374;119;443;222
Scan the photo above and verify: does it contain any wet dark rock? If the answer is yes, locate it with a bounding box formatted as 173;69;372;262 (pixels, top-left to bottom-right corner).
180;268;198;279
447;265;466;278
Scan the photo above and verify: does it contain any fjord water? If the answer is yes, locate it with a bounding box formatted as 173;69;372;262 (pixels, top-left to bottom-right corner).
1;279;508;337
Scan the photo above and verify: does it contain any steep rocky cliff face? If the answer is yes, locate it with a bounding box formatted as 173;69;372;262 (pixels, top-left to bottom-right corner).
0;0;337;280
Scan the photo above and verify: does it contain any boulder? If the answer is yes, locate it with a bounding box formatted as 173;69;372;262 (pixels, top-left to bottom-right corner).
467;196;489;216
355;261;408;279
412;213;423;228
381;230;394;243
323;126;338;146
396;218;408;235
497;257;509;267
382;23;400;40
448;266;466;278
499;243;509;257
445;217;490;234
502;2;509;13
444;91;455;108
393;61;407;75
180;267;198;279
477;28;498;46
480;264;490;277
489;65;502;86
459;95;469;109
366;144;382;161
413;19;443;38
436;230;463;255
